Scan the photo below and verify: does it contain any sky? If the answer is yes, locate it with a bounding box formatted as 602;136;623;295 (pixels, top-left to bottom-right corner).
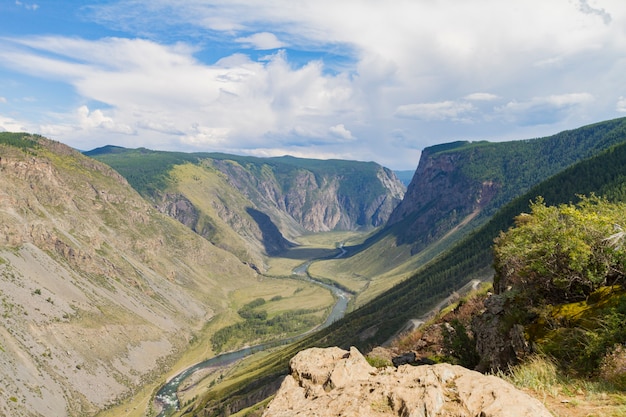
0;1;625;170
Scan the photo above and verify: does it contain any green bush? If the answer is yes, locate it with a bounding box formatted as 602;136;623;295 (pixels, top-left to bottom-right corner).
442;319;480;369
494;196;626;303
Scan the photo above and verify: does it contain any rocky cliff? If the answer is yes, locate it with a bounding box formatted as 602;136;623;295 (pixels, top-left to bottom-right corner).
200;157;405;233
87;149;406;263
387;146;499;253
263;346;552;417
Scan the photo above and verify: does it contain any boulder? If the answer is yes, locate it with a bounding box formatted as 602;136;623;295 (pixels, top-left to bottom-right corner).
263;346;552;417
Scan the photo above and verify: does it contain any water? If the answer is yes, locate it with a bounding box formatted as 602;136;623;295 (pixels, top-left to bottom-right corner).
155;256;349;416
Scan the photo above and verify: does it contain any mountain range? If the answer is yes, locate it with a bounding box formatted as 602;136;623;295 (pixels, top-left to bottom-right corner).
1;116;626;416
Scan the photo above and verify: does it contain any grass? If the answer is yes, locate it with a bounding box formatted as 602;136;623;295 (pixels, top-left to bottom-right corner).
499;355;626;417
229;277;333;320
266;230;364;277
308;218;476;309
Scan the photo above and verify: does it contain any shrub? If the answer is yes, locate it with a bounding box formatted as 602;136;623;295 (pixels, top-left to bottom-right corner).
442;319;480;369
366;356;392;368
493;196;626;303
599;344;626;390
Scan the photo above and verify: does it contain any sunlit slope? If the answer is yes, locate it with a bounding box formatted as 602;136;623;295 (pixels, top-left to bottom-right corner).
159;162;291;270
0;133;261;417
311;117;626;306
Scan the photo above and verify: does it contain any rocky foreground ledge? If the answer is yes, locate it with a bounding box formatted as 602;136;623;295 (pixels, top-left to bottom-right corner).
262;346;552;417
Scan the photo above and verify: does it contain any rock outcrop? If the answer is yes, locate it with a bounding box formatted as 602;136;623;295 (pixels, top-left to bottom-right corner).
473;294;532;373
263;346;552;417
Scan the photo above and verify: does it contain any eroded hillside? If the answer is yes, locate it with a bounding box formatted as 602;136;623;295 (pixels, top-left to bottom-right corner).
0;134;261;416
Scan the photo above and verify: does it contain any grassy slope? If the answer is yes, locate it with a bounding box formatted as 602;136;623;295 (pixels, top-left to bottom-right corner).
0;134;340;417
166;163;267;266
0;134;263;416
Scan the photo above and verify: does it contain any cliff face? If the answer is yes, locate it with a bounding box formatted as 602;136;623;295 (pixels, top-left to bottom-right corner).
387;119;626;255
387;147;499;253
209;159;405;233
87;148;405;262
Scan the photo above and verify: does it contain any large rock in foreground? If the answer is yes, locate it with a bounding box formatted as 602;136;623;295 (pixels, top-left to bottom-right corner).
263;346;552;417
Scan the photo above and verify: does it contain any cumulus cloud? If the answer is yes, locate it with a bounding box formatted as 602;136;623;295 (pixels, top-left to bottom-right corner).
395;101;475;121
617;96;626;112
76;105;134;134
1;0;625;169
328;124;354;140
0;115;28;132
235;32;287;50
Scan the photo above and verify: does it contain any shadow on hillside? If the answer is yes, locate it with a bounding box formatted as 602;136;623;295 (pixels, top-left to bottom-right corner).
246;207;295;256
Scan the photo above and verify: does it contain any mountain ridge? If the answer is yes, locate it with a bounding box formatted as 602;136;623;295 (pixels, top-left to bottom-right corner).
310;117;626;301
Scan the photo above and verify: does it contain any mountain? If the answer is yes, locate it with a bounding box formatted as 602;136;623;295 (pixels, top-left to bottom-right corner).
326;121;626;349
85;147;405;269
0;133;263;417
390;117;626;252
4;117;626;417
309;117;626;306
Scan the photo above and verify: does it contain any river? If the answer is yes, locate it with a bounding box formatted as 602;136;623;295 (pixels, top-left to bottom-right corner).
154;252;350;416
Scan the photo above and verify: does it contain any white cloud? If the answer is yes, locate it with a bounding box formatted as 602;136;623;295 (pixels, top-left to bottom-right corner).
394;101;475;121
235;32;286;50
0;115;28;132
577;0;612;24
328;124;354;140
498;93;595;125
0;97;7;103
617;96;626;112
15;1;39;11
76;105;134;134
464;93;499;101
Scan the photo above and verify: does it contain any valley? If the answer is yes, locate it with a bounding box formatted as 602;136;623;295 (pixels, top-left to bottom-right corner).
3;118;626;417
97;230;368;417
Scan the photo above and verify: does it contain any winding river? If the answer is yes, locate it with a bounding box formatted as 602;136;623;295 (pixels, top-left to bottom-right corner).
154;252;350;416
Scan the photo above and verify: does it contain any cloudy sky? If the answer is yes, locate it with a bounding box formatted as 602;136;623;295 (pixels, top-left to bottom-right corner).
0;0;625;169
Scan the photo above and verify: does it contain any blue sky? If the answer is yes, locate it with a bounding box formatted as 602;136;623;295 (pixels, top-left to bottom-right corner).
1;0;625;170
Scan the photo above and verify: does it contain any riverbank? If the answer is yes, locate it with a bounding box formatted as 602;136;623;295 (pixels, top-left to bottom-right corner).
154;244;352;416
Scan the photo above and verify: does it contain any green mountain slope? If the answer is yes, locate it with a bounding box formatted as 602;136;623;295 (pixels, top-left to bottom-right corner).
311;118;626;306
195;133;626;416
